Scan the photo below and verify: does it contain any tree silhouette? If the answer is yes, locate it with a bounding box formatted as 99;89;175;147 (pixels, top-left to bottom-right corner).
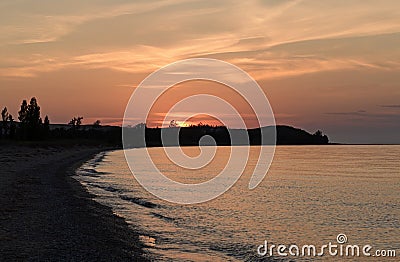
169;120;177;128
1;107;10;137
314;130;323;137
69;116;83;129
313;130;329;144
43;115;50;136
18;100;28;123
93;120;101;127
27;97;42;126
8;115;16;139
76;117;83;127
26;97;42;139
16;97;45;140
1;107;9;122
17;100;28;139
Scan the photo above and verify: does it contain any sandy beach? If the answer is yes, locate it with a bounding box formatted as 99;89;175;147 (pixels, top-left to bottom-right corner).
0;145;147;261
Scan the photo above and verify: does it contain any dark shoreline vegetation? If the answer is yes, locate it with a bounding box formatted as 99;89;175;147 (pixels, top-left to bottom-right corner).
1;97;330;147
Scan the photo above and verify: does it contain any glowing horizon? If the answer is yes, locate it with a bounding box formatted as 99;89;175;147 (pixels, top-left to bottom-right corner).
1;0;400;143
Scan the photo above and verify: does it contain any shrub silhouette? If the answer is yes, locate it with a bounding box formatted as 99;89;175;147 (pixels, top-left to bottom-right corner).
1;107;10;137
16;97;47;140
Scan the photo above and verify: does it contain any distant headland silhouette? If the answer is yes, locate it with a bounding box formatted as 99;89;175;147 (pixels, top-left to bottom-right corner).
1;97;329;146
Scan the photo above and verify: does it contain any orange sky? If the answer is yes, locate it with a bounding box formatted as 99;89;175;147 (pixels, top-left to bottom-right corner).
1;0;400;143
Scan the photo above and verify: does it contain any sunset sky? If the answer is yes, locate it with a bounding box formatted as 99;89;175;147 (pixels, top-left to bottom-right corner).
1;0;400;143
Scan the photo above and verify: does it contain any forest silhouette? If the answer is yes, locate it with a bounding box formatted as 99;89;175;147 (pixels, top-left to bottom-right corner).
0;97;329;147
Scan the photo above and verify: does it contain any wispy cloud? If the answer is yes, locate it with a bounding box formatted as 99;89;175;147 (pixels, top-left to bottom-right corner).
0;0;196;46
325;110;368;117
1;0;399;142
1;0;400;78
379;104;400;108
324;110;400;121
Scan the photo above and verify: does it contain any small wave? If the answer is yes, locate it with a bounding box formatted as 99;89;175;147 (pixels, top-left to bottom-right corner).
209;242;280;262
85;151;108;168
76;151;110;178
79;168;109;176
139;235;156;248
120;195;158;208
151;212;174;222
89;183;122;193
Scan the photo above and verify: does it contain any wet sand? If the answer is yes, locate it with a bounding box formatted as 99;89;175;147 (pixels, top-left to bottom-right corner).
0;145;148;261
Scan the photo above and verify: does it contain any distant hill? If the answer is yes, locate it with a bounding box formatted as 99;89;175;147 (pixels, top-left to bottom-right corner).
123;125;329;148
1;96;328;146
1;121;329;147
269;125;329;145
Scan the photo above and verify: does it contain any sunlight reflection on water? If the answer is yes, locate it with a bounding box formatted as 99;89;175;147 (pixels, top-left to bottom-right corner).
76;145;400;261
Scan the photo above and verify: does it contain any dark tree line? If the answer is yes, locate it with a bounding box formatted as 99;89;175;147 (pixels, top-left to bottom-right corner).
1;97;49;140
123;124;330;148
16;97;50;140
0;98;44;140
1;97;329;147
1;106;16;139
0;97;120;145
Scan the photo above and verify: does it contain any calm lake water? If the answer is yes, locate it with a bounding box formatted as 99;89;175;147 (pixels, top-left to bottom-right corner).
75;146;399;261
